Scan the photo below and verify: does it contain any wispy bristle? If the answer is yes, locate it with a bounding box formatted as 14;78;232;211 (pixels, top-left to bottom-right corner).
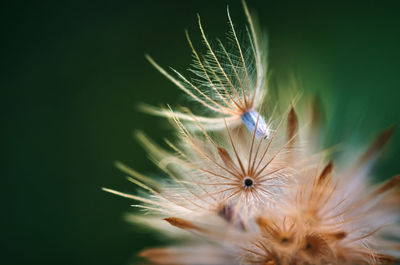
317;161;333;185
286;107;298;141
164;217;204;232
373;174;400;196
355;127;395;170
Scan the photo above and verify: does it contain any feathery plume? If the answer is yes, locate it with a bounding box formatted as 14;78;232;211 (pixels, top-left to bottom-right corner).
142;0;270;138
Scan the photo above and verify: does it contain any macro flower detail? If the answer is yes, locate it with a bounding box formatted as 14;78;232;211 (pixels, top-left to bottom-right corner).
104;1;400;265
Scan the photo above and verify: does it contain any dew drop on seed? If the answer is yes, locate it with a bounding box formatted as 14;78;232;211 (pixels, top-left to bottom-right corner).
241;110;270;139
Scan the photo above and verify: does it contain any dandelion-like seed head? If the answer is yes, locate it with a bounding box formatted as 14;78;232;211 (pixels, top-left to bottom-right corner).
130;108;298;224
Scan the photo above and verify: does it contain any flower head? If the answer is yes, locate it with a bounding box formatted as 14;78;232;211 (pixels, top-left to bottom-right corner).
103;1;400;265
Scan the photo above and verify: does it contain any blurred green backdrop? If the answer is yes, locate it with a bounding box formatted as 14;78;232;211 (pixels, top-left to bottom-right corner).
2;0;400;264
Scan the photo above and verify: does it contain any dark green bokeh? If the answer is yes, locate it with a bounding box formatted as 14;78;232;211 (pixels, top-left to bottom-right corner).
2;0;399;264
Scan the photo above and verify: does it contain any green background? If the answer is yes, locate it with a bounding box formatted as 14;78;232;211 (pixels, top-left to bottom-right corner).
3;0;400;264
